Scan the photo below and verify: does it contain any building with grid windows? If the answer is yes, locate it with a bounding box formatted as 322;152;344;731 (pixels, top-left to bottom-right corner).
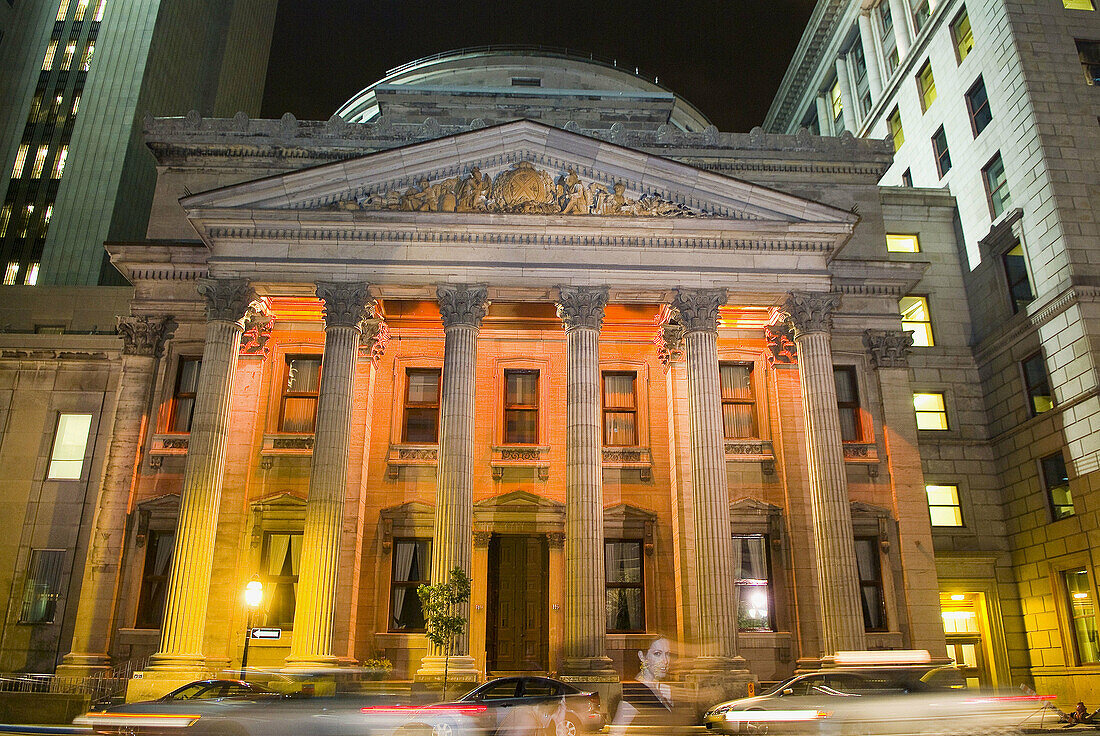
767;0;1100;704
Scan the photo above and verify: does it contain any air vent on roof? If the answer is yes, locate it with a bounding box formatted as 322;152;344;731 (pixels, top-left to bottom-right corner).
511;77;542;87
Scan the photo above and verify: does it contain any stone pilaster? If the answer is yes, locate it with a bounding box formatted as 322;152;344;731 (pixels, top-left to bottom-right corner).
286;282;372;669
781;291;866;655
58;316;171;676
857;12;884;100
556;286;615;676
835;57;858;134
887;0;912;56
148;279;261;673
415;285;489;681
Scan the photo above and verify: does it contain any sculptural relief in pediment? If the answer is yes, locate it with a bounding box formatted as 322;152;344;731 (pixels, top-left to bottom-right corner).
333;161;709;218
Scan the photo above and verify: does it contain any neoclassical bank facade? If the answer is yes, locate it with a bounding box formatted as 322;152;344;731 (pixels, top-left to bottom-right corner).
8;51;981;699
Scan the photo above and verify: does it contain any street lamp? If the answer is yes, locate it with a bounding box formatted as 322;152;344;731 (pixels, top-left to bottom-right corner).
241;577;263;679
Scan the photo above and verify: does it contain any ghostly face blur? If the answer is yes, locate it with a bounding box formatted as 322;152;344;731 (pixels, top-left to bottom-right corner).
638;637;672;680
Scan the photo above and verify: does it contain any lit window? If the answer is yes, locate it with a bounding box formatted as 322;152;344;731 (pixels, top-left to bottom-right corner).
886;233;920;253
606;540;644;632
74;0;90;20
48;413;92;479
80;42;94;72
603;372;637;446
1075;39;1100;85
983;153;1011;218
932;126;952;177
30;145;49;178
135;530;174;629
912;0;932;32
2;262;17;286
29;95;44;123
927;484;964;527
914;392;948;430
390;538;430;631
834;366;862;442
720;363;756;439
18;549;65;624
261;531;302;629
11;144;29;178
44;205;53;226
1064;0;1095;9
42;41;58;71
830;80;843;126
26;262;40;286
733;534;773;631
1042;452;1074;520
855;537;886;631
917;60;937;111
20;205;35;238
60;43;76;70
53;146;68;179
0;205;10;237
279;356;321;433
503;369;538;444
170;358;201;432
888;107;905;151
56;0;71;21
952;8;974;62
1064;569;1099;664
900;296;934;346
93;0;106;21
966;77;992;136
1002;243;1035;314
1022;353;1053;416
403;368;440;443
71;95;80;116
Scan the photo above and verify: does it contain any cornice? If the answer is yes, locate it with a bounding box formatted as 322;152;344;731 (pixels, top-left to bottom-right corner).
763;0;847;131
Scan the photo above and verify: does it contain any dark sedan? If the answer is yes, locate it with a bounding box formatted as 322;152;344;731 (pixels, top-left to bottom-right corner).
453;676;605;736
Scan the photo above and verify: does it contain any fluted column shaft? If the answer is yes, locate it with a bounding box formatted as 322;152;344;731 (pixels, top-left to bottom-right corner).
151;280;259;671
557;287;614;675
672;290;739;662
287;283;371;668
783;292;866;655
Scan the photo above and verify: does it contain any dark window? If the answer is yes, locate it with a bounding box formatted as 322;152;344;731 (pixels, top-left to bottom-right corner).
511;77;541;87
602;372;637;446
170;358;200;432
135;529;175;628
390;539;430;631
983;153;1011;218
855;537;887;631
932;127;952;177
1002;243;1035;313
720;363;756;438
1042;453;1074;520
733;534;773;631
504;370;538;444
605;540;644;632
1076;39;1100;85
18;549;65;624
260;531;301;628
912;0;932;32
1022;353;1054;416
901;169;913;187
966;76;992;136
403;368;441;443
834;366;862;442
279;356;321;432
476;679;521;700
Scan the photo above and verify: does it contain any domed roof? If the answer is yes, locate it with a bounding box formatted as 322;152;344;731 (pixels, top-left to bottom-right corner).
335;46;712;132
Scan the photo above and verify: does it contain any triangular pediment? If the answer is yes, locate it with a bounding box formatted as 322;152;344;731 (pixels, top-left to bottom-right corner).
181;119;854;226
474;489;565;514
730;497;782;516
250;491;307;511
604;503;657;524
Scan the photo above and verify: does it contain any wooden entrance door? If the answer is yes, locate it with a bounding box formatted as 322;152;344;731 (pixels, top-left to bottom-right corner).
487;535;549;672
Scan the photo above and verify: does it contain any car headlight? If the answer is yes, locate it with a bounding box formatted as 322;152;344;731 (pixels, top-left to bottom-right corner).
707;705;734;716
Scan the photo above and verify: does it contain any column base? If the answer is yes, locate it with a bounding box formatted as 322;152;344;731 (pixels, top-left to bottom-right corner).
560;655;617;679
414;654;480;680
283;654;345;671
681;658;757;718
145;652;208;673
55;653;111;678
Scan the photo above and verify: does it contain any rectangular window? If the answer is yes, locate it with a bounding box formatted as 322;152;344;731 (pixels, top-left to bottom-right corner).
833;366;862;442
0;204;10;237
886;233;920;253
966;77;992;136
1065;0;1096;8
11;144;28;178
48;413;92;479
80;42;94;72
52;146;68;179
927;484;964;527
74;0;90;19
1076;39;1100;86
42;41;58;71
279;356;321;433
92;0;106;21
135;529;175;629
602;372;637;446
26;263;39;286
855;537;887;631
932;127;952;177
952;8;974;62
1022;352;1054;416
900;296;934;346
403;368;441;443
3;262;18;286
733;534;773;632
261;531;302;628
605;540;644;632
170;358;200;432
914;392;948;430
60;43;76;70
1042;452;1074;520
18;549;66;624
30;145;49;178
720;363;756;439
1064;569;1099;664
56;0;71;20
917;60;937;111
390;538;430;631
503;369;538;444
901;169;913;187
888;108;905;152
983;153;1011;218
912;0;932;33
1003;243;1035;313
830;79;843;127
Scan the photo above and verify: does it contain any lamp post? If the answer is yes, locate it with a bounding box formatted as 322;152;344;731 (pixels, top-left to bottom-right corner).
241;577;263;679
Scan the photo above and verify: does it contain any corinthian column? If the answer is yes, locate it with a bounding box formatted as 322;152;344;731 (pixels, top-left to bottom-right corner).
670;289;741;664
556;287;615;676
781;292;866;655
148;279;261;672
415;285;489;681
58;316;171;676
286;282;372;669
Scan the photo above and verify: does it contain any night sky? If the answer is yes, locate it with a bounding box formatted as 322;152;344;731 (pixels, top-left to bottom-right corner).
261;0;818;133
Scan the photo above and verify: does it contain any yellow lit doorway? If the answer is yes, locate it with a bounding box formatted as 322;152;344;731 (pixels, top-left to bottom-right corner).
940;592;992;688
